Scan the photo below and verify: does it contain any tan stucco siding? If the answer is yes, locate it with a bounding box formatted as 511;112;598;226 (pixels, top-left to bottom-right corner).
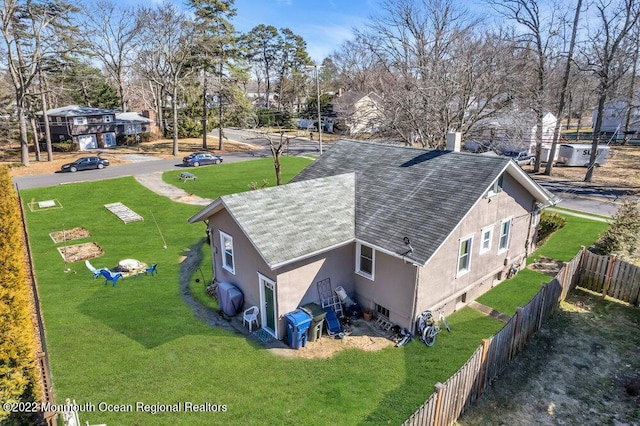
415;173;537;316
208;208;357;339
274;244;354;337
209;209;272;311
354;247;418;330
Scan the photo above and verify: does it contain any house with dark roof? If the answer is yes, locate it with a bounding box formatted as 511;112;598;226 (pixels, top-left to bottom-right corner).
39;105;153;150
188;137;556;340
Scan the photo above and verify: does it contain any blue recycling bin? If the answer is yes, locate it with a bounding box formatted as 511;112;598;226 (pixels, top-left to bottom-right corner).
284;309;312;349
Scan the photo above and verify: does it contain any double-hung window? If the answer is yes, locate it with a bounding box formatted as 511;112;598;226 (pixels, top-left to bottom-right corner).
356;243;375;280
498;219;511;252
480;227;493;254
457;236;473;276
220;231;235;274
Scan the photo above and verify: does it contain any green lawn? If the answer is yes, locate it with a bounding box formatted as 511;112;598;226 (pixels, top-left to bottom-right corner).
529;212;610;262
477;212;610;315
165;156;314;200
21;159;506;425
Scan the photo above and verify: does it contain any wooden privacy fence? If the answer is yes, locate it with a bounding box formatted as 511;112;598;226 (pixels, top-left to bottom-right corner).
578;250;640;306
404;249;585;426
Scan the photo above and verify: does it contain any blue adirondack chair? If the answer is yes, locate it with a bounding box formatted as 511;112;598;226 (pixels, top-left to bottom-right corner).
145;263;158;276
98;269;123;287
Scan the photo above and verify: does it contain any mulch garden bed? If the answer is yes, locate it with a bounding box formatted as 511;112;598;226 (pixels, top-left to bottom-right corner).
57;242;103;263
527;256;565;276
49;227;90;243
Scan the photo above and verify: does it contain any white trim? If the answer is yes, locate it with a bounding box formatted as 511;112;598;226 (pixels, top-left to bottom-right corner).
423;161;554;270
219;231;235;274
355;242;375;280
480;226;493;254
498;218;512;254
258;273;277;339
269;239;353;270
456;235;474;278
355;238;421;266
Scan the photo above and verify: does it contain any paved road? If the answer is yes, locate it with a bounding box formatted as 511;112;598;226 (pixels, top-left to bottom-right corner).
12;128;328;190
534;178;632;218
13;152;251;190
12;131;630;220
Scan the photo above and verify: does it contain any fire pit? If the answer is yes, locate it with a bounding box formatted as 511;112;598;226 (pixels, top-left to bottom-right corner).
114;259;148;277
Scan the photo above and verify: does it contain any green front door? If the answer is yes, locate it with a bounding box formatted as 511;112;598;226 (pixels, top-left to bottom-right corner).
259;274;277;337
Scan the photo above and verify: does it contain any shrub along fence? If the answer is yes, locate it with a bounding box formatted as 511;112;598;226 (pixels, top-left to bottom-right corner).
403;246;639;426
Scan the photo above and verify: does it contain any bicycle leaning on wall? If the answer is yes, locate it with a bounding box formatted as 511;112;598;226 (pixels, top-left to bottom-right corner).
416;309;451;347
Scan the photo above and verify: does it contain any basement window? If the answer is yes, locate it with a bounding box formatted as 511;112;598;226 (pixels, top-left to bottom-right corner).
375;304;389;319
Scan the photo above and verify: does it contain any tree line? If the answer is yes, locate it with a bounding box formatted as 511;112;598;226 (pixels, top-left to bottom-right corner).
2;0;640;181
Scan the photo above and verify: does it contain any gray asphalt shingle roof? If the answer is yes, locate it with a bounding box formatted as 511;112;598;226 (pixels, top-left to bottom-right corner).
291;140;512;265
190;139;554;269
45;105;117;117
221;173;355;269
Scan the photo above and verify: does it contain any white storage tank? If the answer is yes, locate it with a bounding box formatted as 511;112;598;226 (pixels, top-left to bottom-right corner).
556;144;610;167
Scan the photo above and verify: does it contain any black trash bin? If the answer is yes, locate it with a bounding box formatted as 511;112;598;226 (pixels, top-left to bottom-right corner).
301;303;327;342
284;309;312;349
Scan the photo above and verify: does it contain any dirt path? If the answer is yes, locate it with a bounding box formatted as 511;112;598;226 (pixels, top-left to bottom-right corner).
457;290;640;426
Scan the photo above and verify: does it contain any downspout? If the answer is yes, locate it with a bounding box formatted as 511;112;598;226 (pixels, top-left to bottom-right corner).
205;220;216;284
410;264;420;334
525;200;537;258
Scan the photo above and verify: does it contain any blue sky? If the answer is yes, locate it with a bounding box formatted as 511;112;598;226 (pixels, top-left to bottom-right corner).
231;0;375;62
125;0;376;62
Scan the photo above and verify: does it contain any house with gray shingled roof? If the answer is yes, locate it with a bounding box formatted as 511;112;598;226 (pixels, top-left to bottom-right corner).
188;138;556;340
39;105;152;150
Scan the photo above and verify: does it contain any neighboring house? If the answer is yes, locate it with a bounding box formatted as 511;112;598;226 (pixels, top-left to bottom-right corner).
332;91;384;135
466;111;558;156
592;98;640;142
188;138;556;340
40;105;152;150
115;112;153;138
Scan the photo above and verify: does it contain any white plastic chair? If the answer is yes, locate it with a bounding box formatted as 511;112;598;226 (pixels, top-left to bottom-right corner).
243;306;259;332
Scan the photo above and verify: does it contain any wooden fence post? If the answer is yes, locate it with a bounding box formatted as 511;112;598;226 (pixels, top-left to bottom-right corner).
575;245;586;289
537;284;547;330
433;382;445;426
602;255;617;299
476;339;490;399
510;308;523;361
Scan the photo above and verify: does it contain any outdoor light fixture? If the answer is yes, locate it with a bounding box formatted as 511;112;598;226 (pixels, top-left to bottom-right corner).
402;237;414;255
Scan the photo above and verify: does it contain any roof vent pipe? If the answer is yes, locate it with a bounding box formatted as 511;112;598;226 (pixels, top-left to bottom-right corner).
446;132;462;152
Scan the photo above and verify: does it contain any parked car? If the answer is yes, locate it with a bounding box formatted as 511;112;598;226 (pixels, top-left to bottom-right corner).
60;156;109;172
182;152;223;167
503;150;536;166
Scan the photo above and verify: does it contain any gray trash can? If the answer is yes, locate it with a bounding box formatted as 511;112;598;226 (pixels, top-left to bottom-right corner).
301;303;327;342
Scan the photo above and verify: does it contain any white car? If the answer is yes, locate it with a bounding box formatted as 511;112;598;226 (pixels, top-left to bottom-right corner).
503;150;536;166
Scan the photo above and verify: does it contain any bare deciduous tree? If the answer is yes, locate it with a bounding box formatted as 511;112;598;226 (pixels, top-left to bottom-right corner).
137;2;196;156
581;0;640;182
545;0;583;175
82;0;141;112
488;0;565;172
0;0;78;165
